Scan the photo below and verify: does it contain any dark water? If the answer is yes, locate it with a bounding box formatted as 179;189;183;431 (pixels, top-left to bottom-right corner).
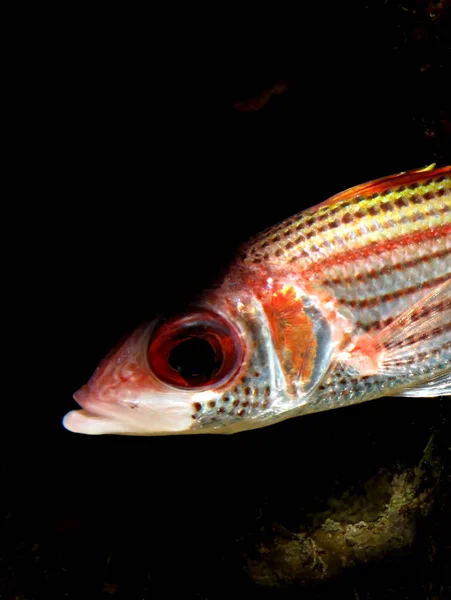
5;2;451;598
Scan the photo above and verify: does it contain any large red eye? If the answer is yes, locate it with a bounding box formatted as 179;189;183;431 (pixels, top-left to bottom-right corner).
148;309;243;389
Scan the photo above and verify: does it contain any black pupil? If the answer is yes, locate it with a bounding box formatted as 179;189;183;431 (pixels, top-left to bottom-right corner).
169;337;219;384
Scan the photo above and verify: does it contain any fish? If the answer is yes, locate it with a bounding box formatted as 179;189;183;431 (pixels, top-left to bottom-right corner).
63;164;451;436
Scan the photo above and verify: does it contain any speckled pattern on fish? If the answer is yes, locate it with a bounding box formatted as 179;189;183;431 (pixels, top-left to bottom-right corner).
63;165;451;436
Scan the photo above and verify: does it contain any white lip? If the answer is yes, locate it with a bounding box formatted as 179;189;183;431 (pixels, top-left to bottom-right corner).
62;394;145;435
63;389;196;436
62;408;135;435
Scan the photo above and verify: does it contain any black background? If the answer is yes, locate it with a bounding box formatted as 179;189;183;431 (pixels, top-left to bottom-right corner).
4;2;451;598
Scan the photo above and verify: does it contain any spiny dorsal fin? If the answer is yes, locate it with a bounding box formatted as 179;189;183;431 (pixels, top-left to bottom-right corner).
314;164;449;212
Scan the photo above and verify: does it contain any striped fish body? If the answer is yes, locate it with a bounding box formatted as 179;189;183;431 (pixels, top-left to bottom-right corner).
63;165;451;436
235;164;451;416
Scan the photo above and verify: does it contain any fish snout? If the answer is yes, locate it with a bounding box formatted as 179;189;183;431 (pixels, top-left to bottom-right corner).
72;384;91;407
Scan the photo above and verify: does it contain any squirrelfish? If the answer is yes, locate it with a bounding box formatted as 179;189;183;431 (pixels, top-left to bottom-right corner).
63;164;451;435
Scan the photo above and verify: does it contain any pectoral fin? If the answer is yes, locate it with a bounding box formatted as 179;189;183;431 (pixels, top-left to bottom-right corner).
374;279;450;374
395;367;451;397
346;279;450;395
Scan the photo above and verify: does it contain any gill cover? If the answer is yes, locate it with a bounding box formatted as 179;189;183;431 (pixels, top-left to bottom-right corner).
258;282;336;401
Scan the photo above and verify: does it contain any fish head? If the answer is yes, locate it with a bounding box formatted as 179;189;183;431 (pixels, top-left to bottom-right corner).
63;280;337;436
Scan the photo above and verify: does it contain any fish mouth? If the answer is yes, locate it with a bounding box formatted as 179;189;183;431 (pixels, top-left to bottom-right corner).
71;384;93;410
62;408;122;435
62;386;131;435
63;385;196;436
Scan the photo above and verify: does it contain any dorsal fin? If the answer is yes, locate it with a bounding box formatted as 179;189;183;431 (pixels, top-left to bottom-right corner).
313;164;449;212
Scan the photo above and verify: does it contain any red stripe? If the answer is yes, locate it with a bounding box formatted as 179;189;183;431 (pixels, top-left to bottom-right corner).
324;247;451;287
356;298;451;332
306;223;451;275
340;275;448;310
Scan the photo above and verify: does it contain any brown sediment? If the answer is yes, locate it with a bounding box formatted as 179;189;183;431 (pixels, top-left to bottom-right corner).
244;463;439;587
